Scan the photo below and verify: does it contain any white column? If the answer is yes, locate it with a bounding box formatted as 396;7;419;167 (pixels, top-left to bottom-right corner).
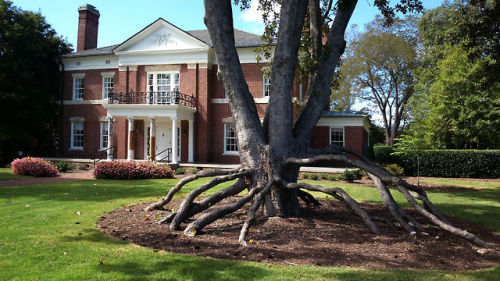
188;119;194;162
127;116;135;161
149;117;156;161
171;117;178;164
107;116;114;161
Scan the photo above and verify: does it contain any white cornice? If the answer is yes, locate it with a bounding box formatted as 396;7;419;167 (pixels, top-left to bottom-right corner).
63;100;103;105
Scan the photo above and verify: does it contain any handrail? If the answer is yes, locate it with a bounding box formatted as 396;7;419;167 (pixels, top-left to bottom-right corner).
108;90;196;108
93;147;114;168
154;148;172;163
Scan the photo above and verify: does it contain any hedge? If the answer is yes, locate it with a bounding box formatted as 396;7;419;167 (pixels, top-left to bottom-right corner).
372;145;397;163
398;150;499;178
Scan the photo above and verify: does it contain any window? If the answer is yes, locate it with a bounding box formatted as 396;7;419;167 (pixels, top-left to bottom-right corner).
147;72;180;104
224;123;238;154
102;76;114;99
71;121;84;149
100;121;109;150
73;77;84;100
263;75;271;97
330;127;344;147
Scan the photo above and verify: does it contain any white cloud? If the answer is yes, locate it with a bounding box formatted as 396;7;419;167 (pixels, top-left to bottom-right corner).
241;0;263;24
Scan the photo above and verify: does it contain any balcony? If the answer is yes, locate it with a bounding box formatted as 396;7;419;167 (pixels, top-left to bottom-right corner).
108;90;196;108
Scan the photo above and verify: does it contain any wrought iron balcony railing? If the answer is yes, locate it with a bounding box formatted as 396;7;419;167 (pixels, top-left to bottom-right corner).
108;90;196;108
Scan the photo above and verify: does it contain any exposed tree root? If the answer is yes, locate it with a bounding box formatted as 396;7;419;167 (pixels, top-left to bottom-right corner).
147;144;486;249
282;181;381;234
146;168;243;211
239;179;277;245
170;171;250;230
297;189;321;206
184;186;263;236
285;154;487;247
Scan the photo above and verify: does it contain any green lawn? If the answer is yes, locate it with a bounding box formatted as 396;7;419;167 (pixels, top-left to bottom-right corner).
0;167;28;181
0;176;498;280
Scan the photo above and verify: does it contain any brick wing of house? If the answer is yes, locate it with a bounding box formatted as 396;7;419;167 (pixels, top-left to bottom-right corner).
61;4;370;165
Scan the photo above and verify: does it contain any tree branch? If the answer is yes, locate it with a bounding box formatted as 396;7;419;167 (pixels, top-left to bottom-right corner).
293;0;359;144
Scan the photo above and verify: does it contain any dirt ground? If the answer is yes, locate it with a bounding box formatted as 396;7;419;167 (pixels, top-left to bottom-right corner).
98;197;500;270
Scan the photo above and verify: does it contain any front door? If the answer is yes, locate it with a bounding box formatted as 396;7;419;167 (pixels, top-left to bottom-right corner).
156;123;171;161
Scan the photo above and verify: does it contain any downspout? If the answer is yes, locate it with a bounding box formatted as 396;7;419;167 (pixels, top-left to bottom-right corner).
58;57;65;157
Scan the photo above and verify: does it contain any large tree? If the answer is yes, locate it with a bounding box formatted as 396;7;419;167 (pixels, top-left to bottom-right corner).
0;0;71;164
147;0;486;247
403;0;500;149
336;16;418;146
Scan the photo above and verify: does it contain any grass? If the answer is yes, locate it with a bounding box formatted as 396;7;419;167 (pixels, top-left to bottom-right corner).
0;167;28;181
0;177;498;280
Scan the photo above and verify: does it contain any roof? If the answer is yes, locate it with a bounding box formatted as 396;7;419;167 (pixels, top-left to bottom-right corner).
62;44;118;58
321;111;368;118
187;29;264;47
63;27;264;58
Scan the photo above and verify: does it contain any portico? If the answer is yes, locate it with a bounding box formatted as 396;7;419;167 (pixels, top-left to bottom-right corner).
103;92;196;163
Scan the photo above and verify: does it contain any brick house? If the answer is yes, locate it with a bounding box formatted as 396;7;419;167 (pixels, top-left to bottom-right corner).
60;5;369;164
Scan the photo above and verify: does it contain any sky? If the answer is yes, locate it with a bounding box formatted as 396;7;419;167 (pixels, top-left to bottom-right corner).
10;0;443;50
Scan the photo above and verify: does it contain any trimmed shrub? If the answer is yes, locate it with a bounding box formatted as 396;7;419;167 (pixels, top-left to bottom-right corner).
78;163;90;171
55;160;73;172
373;144;397;164
319;173;329;180
175;167;186;175
94;161;174;179
340;169;362;183
326;174;339;181
309;174;319;180
398;150;500;178
302;173;310;179
190;168;201;174
383;164;404;177
11;157;58;177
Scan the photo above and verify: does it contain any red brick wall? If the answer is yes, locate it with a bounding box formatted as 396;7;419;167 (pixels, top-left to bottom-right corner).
345;126;367;155
77;9;99;52
64;69;118;100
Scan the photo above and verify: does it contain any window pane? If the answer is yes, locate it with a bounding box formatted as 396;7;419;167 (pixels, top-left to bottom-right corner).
330;127;344;146
224;124;238;152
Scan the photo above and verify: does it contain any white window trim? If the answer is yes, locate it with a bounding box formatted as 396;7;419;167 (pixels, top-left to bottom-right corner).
146;71;180;92
70;120;84;150
101;73;114;100
329;127;345;147
99;121;109;151
72;74;85;101
223;123;239;155
263;74;270;97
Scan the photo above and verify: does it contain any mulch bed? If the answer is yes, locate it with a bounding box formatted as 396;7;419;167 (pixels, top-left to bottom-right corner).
98;197;500;270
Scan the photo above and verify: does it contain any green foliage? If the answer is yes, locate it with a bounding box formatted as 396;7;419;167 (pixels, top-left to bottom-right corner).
383;164;405;177
78;163;90;171
398;150;499;178
407;1;500;149
189;168;201;174
174;167;185;175
0;0;71;165
409;45;500;149
55;160;73;172
340;169;362;183
309;174;319;180
373;145;397;163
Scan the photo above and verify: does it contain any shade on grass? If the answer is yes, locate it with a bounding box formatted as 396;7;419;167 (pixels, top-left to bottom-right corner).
0;168;28;181
0;175;498;280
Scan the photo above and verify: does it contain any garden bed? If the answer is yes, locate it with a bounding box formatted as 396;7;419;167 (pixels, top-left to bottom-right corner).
98;198;500;271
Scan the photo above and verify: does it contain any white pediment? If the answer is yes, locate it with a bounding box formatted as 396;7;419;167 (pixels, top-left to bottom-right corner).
114;19;208;54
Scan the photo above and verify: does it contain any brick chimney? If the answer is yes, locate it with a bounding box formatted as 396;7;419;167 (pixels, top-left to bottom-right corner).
77;4;100;52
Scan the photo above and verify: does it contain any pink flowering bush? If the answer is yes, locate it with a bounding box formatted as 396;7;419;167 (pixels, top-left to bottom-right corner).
94;161;174;179
11;157;59;177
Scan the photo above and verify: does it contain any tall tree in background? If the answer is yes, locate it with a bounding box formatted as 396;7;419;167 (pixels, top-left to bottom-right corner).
147;0;487;247
0;0;70;164
405;0;500;149
335;17;418;146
